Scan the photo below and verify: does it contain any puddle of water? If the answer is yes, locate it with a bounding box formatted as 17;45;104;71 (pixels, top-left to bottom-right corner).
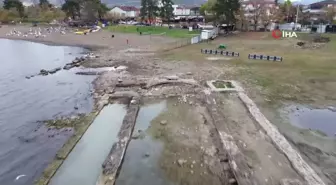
286;105;336;137
49;104;127;185
115;100;175;185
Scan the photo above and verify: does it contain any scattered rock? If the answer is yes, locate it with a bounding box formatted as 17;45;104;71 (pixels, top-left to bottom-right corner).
177;159;187;166
297;41;305;46
247;161;253;168
229;179;237;184
143;153;150;158
165;75;179;80
116;65;128;71
39;69;49;76
132;132;140;139
49;67;61;74
160;120;167;125
63;64;74;70
328;106;336;112
72;59;80;64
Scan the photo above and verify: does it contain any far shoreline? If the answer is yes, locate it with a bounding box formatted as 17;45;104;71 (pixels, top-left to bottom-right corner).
0;36;103;51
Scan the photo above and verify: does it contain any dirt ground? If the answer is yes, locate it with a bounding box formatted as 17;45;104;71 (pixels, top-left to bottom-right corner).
1;25;334;185
165;32;336;185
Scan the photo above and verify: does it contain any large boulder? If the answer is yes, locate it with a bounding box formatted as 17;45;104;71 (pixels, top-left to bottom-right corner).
49;67;61;74
39;69;49;76
63;64;75;70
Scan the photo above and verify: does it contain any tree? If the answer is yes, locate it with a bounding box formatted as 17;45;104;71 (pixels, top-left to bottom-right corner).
212;0;240;25
61;0;80;19
39;0;52;9
247;1;264;31
260;5;283;30
280;0;295;22
324;6;336;24
97;1;109;19
235;7;248;31
140;0;159;24
80;0;109;21
3;0;24;17
159;0;174;24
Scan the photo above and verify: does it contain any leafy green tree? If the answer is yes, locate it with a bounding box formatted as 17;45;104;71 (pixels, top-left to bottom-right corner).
61;0;80;19
212;0;240;24
281;0;295;22
140;0;159;24
3;0;24;17
80;0;109;21
97;1;110;19
140;0;147;20
39;0;52;9
159;0;174;24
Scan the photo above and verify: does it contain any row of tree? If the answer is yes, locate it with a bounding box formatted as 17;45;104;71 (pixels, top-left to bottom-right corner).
1;0;335;27
0;0;109;22
201;0;336;30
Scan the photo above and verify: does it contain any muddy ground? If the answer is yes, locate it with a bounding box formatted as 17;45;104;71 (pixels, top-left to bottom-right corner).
1;25;332;185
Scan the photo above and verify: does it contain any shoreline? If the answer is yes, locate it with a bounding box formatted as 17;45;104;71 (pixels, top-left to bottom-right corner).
0;26;111;185
1;25;173;185
0;36;105;51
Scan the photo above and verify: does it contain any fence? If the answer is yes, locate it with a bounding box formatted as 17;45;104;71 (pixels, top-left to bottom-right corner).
201;49;239;57
160;34;202;51
160;38;192;51
159;28;219;52
191;35;201;44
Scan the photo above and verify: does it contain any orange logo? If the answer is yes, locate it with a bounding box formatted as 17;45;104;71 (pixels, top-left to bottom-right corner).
272;29;282;39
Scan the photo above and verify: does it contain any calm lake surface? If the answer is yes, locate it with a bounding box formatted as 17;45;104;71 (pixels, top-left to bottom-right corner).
0;39;95;185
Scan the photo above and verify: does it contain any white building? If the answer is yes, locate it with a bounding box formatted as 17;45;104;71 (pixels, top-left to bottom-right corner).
302;0;336;21
174;6;191;16
109;6;140;18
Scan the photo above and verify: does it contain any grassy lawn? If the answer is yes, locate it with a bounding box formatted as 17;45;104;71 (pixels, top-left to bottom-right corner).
106;25;200;38
164;32;336;105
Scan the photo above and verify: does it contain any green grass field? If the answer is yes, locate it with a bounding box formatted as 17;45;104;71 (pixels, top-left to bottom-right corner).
164;32;336;105
106;25;200;38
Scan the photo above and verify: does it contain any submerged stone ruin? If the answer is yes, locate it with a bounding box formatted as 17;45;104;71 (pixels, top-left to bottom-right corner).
38;70;326;185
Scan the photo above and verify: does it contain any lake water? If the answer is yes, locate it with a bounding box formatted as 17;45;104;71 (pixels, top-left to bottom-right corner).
115;100;175;185
286;105;336;137
0;39;95;185
49;104;127;185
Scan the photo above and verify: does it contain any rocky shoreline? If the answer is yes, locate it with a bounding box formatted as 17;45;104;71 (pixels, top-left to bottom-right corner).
26;53;99;79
